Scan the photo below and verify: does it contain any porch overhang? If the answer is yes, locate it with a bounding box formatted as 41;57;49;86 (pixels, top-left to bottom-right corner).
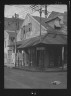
18;33;67;49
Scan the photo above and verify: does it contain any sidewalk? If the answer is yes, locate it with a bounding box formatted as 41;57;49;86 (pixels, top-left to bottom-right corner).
4;63;15;68
4;63;67;72
13;66;67;72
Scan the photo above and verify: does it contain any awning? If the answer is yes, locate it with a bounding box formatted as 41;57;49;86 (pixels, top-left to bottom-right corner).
18;34;67;49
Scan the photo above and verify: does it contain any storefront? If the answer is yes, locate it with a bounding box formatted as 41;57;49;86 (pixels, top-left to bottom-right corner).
17;44;67;69
17;34;67;69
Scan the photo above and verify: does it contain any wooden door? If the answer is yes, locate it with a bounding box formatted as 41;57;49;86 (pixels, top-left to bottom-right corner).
44;50;49;68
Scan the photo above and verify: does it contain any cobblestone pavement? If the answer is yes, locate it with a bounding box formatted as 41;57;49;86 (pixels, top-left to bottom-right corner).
4;67;67;89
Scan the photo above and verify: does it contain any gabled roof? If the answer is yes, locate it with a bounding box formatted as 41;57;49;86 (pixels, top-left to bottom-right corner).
32;16;48;28
4;17;24;31
46;11;63;22
45;11;67;26
18;33;67;49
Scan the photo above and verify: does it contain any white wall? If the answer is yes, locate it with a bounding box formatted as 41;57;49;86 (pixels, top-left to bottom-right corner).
19;14;47;40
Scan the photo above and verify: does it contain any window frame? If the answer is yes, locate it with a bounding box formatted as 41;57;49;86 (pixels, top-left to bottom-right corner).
28;23;32;32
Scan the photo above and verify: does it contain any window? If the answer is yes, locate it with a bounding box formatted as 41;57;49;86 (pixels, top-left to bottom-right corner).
23;26;25;38
21;26;26;40
54;25;61;29
10;37;15;42
28;23;32;32
54;19;61;29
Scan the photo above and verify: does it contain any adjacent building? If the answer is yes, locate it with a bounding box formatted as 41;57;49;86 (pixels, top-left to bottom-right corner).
4;17;24;66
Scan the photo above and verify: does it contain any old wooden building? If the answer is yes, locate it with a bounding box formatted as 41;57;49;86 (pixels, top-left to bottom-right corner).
14;12;67;69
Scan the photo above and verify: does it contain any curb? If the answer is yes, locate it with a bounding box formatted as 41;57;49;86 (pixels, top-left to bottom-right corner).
12;67;67;73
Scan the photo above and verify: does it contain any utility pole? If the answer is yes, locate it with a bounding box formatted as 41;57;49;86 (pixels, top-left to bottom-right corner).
14;13;19;67
45;5;47;18
62;46;64;70
40;5;42;42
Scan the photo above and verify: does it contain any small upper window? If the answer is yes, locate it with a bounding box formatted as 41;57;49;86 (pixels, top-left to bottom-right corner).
23;26;25;37
54;25;61;29
54;19;61;29
28;23;32;32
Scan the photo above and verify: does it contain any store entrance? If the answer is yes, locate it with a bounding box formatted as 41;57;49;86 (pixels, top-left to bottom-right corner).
37;50;44;68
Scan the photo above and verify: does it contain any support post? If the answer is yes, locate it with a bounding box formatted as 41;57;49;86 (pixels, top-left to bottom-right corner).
14;13;19;67
62;46;64;70
40;5;42;41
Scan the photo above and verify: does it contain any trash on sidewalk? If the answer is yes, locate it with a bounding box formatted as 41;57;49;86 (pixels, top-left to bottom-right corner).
51;81;61;85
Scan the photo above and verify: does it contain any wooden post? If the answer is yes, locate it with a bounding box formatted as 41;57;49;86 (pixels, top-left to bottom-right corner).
14;13;19;67
62;46;64;70
40;5;42;41
36;47;37;67
18;50;19;67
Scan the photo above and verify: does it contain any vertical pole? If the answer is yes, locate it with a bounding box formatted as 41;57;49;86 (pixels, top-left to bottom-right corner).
15;14;17;67
40;5;42;41
62;46;64;70
45;5;47;18
39;5;42;69
36;47;37;67
14;13;18;67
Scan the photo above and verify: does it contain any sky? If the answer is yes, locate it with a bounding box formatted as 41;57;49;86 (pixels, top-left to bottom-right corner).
4;5;67;19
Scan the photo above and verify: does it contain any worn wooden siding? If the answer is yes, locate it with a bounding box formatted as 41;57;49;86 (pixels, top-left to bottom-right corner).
21;14;47;40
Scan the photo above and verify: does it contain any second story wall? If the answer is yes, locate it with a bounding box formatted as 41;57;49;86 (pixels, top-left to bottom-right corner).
19;14;47;40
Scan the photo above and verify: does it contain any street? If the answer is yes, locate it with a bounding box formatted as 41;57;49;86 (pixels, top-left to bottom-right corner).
4;67;67;89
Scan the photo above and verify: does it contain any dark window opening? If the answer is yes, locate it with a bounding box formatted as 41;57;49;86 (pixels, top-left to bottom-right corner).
54;25;61;30
10;37;15;42
28;23;32;32
29;28;31;31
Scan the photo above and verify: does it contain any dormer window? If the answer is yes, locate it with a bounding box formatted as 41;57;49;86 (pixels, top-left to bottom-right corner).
58;16;64;24
54;19;61;29
54;25;61;29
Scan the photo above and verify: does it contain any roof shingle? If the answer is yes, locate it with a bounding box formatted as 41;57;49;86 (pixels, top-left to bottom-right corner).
32;16;48;28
